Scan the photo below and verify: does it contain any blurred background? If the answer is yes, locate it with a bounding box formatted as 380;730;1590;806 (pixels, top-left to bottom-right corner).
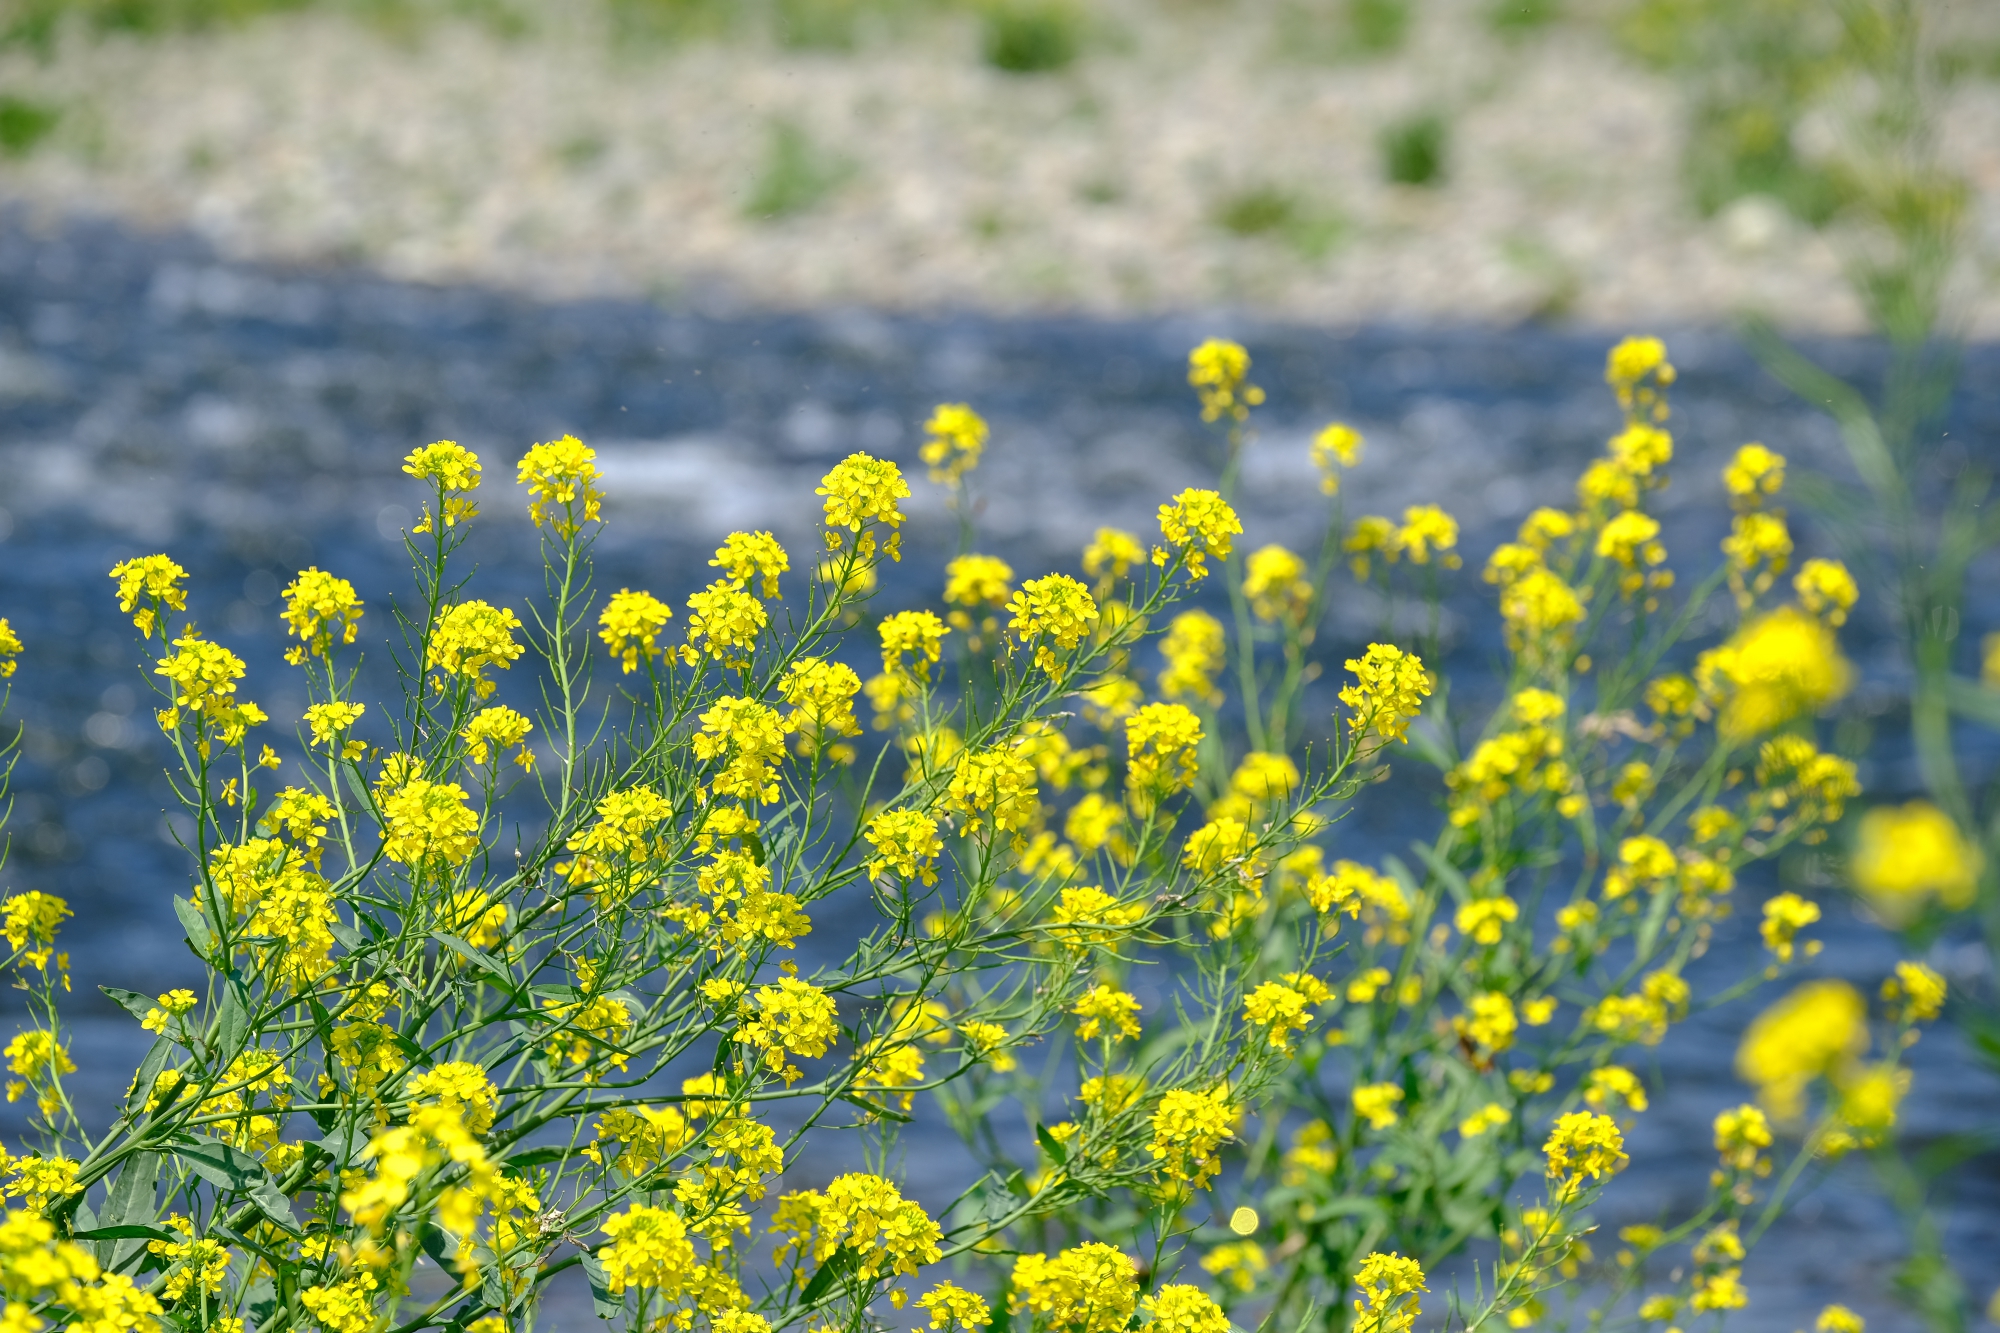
0;0;1995;327
2;2;2000;1331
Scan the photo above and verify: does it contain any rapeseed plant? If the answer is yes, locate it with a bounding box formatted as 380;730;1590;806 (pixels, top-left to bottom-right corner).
0;333;1944;1333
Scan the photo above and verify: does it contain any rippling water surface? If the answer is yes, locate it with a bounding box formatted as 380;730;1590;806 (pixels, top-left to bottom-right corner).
1;214;1996;1331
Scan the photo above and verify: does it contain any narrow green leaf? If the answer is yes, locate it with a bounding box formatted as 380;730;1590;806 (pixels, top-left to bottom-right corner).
175;1140;301;1234
581;1251;622;1322
1034;1124;1069;1166
173;895;215;954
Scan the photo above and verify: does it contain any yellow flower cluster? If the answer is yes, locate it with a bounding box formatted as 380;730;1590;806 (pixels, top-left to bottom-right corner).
1697;605;1852;741
772;1172;942;1280
818;452;910;562
1339;643;1431;745
404;439;482;531
1155;489;1241;581
155;631;266;750
0;620;17;679
1543;1111;1628;1200
1008;574;1100;675
779;656;862;759
280;567;364;664
1158;610;1226;706
462;705;534;769
1012;1243;1139;1333
683;581;767;668
380;777;482;870
1187;339;1264;424
109;553;188;636
864;808;943;886
1073;984;1143;1041
1850;800;1981;921
598;587;674;673
1124;702;1203;811
1148;1084;1236;1188
922;402;989;484
517;434;603;536
694;696;789;804
1351;1252;1427;1333
427;600;525;700
711;530;790;599
737;977;839;1083
1606;335;1675;421
1245;545;1312;622
945;745;1040;836
305;699;367;757
1311;422;1362;494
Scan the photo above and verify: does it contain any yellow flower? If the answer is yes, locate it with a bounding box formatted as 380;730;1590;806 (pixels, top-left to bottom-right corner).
427;601;525;700
280;568;364;664
1311;422;1363;494
1817;1306;1865;1333
818;453;910;562
1082;528;1146;594
1351;1252;1426;1333
109;553;189;635
1396;505;1460;568
711;531;790;599
945;746;1040;836
773;1173;942;1280
380;778;482;869
1722;510;1794;605
944;554;1014;610
1155;489;1242;581
1245;544;1312;623
738;978;839;1082
1584;1066;1648;1114
1243;982;1319;1053
683;581;768;667
1605;335;1675;421
1048;886;1145;948
1690;1269;1747;1313
517;434;603;536
1073;984;1143;1041
1352;1083;1404;1130
1344;515;1401;581
1008;574;1100;675
1455;896;1519;945
1609;423;1673;478
1149;1084;1237;1187
1124;702;1203;809
1851;801;1981;920
1542;1111;1627;1200
1696;605;1852;740
462;706;534;770
920;1281;993;1333
1880;960;1946;1024
1723;443;1785;508
1736;979;1867;1120
1713;1103;1772;1171
1187;339;1264;423
694;696;789;805
1159;610;1226;706
780;657;862;757
1454;992;1518;1053
1011;1244;1139;1333
0;619;18;678
921;403;989;484
1499;567;1586;656
599;1204;697;1296
404;439;483;531
305;701;366;753
1459;1103;1510;1137
1339;643;1431;745
1794;558;1858;626
1144;1284;1230;1333
1759;893;1821;963
864;809;942;887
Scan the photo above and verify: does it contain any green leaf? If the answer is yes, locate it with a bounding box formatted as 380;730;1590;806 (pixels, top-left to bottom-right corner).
72;1223;174;1242
97;1150;162;1268
101;987;159;1023
173;895;215;954
125;1039;172;1113
1034;1124;1069;1166
798;1246;855;1306
174;1140;301;1234
329;918;365;951
213;981;250;1059
580;1251;623;1322
432;931;515;990
500;1146;569;1169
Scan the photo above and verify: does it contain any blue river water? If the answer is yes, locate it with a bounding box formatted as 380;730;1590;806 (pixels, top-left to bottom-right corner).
0;211;1995;1330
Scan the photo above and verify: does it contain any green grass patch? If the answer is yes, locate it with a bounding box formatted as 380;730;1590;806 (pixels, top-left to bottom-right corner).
1380;111;1447;187
744;119;854;220
0;94;58;157
980;0;1081;73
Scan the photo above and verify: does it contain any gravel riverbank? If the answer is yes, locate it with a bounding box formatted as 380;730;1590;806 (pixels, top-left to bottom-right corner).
1;2;1997;330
